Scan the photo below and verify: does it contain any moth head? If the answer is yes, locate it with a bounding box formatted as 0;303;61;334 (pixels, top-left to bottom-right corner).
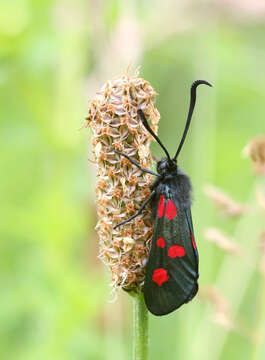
157;158;177;175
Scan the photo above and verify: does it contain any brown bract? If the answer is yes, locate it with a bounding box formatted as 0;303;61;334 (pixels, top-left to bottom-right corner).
86;72;159;291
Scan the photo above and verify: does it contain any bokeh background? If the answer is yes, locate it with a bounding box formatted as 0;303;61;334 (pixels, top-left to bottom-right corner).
1;0;265;359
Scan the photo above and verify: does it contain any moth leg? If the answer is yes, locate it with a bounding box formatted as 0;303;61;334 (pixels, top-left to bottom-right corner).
115;150;159;176
113;190;156;229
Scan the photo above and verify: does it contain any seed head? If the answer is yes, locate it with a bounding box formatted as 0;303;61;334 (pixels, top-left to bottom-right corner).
243;135;265;175
86;71;159;291
200;286;233;330
204;227;241;255
204;185;246;217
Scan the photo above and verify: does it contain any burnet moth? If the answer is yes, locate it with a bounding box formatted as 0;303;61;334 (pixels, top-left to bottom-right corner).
114;80;212;316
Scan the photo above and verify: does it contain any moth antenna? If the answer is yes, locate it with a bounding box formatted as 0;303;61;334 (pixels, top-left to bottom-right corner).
173;80;212;161
137;109;171;161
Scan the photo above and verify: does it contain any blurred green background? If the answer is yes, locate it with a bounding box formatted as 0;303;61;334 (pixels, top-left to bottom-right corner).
1;0;265;359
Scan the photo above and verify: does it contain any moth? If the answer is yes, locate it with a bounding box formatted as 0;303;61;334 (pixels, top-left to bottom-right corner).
114;80;212;315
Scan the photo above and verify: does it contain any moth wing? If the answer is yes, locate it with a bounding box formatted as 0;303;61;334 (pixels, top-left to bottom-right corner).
144;192;199;316
185;207;199;267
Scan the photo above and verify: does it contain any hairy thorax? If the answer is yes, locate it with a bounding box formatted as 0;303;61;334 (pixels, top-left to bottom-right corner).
153;165;192;209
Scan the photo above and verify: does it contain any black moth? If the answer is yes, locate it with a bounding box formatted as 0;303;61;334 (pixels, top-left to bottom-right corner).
114;80;212;316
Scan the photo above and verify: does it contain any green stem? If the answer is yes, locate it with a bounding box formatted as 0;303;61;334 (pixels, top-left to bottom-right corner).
131;291;149;360
251;273;265;360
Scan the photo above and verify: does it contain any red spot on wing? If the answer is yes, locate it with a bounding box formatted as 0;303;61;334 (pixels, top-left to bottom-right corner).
157;195;165;218
191;232;197;250
165;199;177;220
156;237;165;248
152;268;169;286
168;245;186;258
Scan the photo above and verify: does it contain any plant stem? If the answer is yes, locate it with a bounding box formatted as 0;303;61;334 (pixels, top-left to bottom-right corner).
251;273;265;360
131;291;149;360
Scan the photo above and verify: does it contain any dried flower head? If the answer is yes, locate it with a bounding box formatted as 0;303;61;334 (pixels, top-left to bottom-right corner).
200;286;233;330
243;135;265;175
204;227;241;255
204;184;246;217
86;71;159;291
